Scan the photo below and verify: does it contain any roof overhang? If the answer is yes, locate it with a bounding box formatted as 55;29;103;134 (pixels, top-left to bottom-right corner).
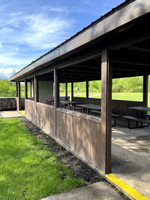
10;0;150;81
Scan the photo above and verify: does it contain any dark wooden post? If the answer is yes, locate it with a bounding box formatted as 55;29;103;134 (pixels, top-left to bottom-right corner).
24;79;27;99
71;82;74;101
101;50;112;174
16;82;18;97
34;75;38;102
143;75;148;107
30;81;32;97
86;81;89;103
54;68;59;136
16;81;21;111
65;83;68;100
54;69;59;108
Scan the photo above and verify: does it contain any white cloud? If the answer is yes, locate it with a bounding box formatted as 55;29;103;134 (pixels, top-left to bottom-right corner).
0;3;74;78
0;11;74;49
48;7;69;13
0;41;2;48
20;14;73;49
0;67;17;79
0;52;31;67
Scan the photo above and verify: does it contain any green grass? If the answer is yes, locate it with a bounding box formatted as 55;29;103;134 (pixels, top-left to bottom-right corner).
0;118;84;200
60;92;150;107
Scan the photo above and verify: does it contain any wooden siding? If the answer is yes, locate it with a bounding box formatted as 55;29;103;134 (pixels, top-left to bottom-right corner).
56;108;103;170
25;100;55;135
25;100;104;171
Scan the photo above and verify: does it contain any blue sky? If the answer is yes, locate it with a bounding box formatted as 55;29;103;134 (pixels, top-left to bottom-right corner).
0;0;124;79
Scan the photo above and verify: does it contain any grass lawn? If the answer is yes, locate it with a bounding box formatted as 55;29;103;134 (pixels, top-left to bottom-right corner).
61;92;150;107
0;118;84;200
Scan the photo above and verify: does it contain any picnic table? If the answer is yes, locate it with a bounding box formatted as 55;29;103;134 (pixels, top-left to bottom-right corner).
60;101;79;110
77;104;101;114
46;97;54;105
129;106;150;113
122;106;150;128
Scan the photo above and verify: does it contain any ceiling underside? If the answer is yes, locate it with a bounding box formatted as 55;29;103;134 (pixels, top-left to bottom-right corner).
38;38;150;83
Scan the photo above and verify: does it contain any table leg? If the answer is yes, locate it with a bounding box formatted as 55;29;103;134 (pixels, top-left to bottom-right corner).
87;108;89;114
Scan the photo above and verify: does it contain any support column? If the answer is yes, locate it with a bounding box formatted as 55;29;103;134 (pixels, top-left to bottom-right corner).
34;75;38;102
16;81;21;111
24;79;27;99
101;50;112;174
54;69;59;136
16;82;18;97
30;81;32;97
86;81;89;103
65;83;68;100
143;75;148;107
71;82;74;101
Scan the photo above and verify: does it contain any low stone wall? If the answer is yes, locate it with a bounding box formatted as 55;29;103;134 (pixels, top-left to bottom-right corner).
0;97;25;111
0;97;16;111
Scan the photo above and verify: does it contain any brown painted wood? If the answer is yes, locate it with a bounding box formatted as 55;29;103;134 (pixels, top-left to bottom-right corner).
101;50;112;174
65;82;68;100
86;81;89;99
24;79;27;99
17;81;21;111
143;75;148;106
54;69;59;108
25;100;55;135
126;45;150;53
16;82;18;97
34;75;38;102
54;68;59;136
71;82;74;101
30;80;33;97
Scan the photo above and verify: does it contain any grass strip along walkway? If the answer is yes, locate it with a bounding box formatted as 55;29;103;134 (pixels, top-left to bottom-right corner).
0;118;84;200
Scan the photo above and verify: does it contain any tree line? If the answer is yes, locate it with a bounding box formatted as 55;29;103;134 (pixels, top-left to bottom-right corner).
60;76;150;93
0;76;150;97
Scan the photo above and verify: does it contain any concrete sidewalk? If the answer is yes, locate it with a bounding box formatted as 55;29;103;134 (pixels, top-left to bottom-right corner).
0;111;23;118
41;182;128;200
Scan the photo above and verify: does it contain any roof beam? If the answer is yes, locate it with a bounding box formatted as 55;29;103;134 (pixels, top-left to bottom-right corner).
125;45;150;53
113;60;150;67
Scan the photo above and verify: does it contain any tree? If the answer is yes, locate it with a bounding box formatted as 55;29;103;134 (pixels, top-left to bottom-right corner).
0;79;16;97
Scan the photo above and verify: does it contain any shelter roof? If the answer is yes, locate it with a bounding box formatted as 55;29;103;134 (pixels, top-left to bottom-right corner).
10;0;150;81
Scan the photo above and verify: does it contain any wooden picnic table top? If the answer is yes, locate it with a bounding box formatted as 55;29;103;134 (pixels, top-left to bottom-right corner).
129;106;150;112
77;104;101;110
60;101;79;105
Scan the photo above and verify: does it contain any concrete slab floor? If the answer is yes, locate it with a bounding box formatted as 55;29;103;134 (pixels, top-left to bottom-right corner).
112;120;150;199
41;181;128;200
0;111;23;118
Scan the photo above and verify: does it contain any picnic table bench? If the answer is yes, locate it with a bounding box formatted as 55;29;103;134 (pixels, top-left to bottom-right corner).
123;106;150;128
122;116;150;129
145;113;150;120
91;110;120;126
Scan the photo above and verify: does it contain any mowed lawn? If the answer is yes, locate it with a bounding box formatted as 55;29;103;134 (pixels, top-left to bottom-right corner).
63;92;150;107
0;118;84;200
